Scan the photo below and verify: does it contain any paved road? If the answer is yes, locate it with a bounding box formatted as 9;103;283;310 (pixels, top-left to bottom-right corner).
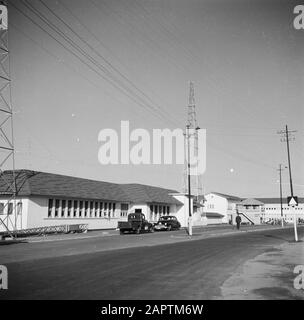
0;226;303;300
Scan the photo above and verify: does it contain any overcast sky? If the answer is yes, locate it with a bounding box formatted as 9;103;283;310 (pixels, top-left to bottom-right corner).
7;0;304;197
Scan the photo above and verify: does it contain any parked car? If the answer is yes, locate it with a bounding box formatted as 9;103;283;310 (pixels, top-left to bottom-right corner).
154;215;181;231
118;212;154;234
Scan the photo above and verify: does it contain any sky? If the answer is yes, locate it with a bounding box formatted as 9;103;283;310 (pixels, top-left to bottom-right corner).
4;0;304;198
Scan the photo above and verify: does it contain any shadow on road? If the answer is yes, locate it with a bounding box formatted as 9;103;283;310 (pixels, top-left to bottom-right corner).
263;233;301;243
0;239;28;246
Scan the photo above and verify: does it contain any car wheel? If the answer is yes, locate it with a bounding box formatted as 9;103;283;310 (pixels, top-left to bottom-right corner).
120;230;125;235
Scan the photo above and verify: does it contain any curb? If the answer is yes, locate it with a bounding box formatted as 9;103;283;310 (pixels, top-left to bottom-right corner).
170;225;300;241
25;225;300;244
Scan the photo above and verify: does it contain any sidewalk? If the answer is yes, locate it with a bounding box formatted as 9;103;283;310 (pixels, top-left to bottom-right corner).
220;235;304;299
2;223;299;244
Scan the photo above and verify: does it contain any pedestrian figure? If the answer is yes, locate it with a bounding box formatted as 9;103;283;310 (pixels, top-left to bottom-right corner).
236;214;242;230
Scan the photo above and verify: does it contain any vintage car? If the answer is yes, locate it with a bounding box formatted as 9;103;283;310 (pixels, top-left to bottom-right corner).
154;215;181;231
118;212;154;234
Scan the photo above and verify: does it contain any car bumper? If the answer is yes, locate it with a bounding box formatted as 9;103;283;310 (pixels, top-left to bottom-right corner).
154;225;168;231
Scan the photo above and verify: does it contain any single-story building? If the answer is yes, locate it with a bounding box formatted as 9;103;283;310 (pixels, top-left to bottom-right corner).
0;169;198;232
256;197;304;223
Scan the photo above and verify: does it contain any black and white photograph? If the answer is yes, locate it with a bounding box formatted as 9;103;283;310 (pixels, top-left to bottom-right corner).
0;0;303;312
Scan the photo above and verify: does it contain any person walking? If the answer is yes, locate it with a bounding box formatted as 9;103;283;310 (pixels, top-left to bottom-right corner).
236;214;242;230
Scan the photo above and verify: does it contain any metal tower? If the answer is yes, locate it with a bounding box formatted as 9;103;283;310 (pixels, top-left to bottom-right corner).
183;81;203;202
0;1;17;237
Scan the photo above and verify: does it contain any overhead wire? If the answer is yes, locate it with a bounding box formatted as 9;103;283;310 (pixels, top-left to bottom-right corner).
15;0;179;127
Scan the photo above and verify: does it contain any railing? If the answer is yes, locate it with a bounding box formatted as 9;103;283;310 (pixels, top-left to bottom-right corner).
0;224;88;239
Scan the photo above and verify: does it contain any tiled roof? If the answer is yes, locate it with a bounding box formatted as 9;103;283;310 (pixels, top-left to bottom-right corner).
210;192;242;201
256;197;304;204
120;183;182;205
240;198;264;205
0;170;182;205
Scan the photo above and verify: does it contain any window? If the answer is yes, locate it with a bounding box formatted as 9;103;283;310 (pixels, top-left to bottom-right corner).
121;203;129;217
67;200;72;217
109;203;112;217
55;199;59;217
104;202;108;217
0;203;4;215
90;201;94;218
74;200;78;217
17;202;22;215
8;203;13;215
95;202;98;217
99;202;103;217
167;206;170;215
112;203;116;217
79;201;83;217
84;201;88;217
61;200;66;217
48;199;53;218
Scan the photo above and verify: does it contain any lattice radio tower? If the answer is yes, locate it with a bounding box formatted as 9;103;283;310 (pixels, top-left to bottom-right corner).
183;82;203;202
0;1;17;237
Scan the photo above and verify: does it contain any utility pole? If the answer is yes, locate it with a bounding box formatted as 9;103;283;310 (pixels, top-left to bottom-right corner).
277;164;287;228
183;82;203;236
277;125;298;241
186;124;192;236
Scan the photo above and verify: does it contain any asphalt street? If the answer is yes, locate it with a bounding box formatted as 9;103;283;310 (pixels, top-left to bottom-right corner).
0;226;303;300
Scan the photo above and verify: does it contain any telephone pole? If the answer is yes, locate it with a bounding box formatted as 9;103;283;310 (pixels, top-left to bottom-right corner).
277;125;298;241
277;164;287;228
183;82;203;236
186;124;192;236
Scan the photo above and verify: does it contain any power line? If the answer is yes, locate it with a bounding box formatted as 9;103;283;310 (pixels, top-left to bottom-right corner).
14;1;178;126
30;0;179;126
49;0;181;127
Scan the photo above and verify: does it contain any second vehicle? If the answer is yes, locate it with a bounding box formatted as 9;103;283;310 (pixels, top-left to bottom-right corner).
154;215;181;231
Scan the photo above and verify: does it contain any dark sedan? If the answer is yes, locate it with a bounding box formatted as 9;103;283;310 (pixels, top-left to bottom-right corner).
154;215;181;231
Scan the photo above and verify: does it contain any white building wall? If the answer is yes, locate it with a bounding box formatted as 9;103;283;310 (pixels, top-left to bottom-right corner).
129;203;148;217
1;196;184;232
0;197;29;232
172;194;193;228
27;197;129;230
263;203;304;223
204;193;228;224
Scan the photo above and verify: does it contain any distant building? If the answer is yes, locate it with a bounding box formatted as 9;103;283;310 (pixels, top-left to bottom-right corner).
0;170;192;232
203;194;304;225
236;198;264;225
203;192;242;224
256;197;304;223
